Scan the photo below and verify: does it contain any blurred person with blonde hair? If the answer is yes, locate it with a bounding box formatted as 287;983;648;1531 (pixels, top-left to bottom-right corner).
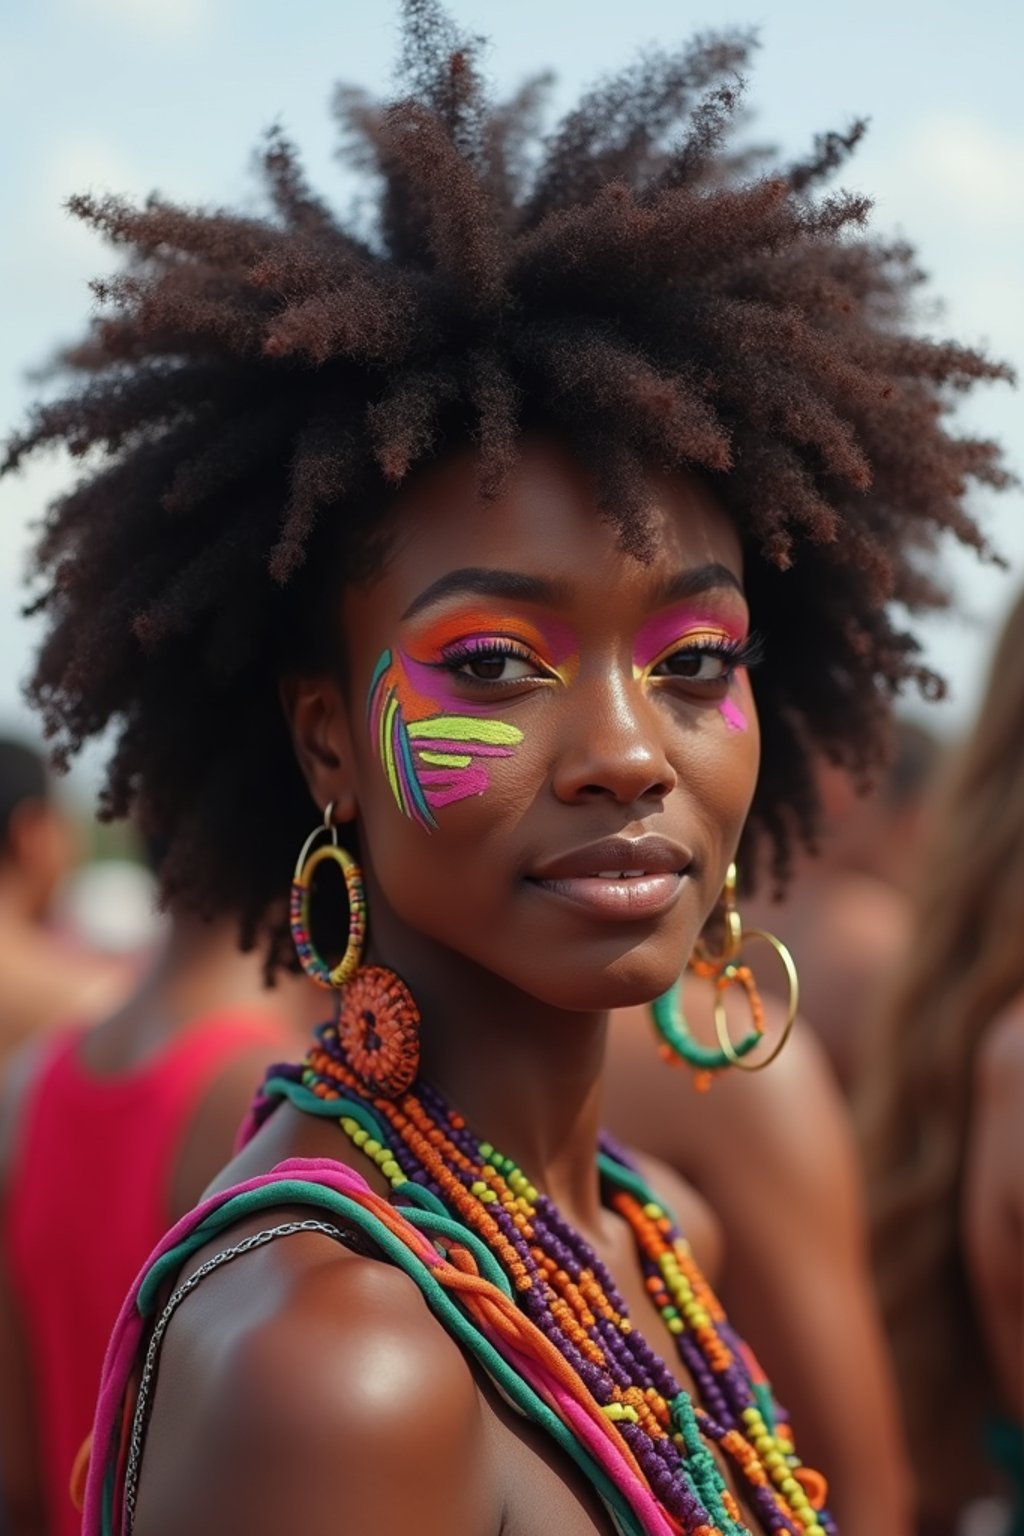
864;588;1024;1536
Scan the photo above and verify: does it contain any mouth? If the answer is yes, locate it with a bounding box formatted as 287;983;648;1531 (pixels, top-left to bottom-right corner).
526;836;692;922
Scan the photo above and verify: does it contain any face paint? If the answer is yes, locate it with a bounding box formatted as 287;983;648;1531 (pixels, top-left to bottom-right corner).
631;604;746;683
367;643;526;828
367;607;578;825
404;608;579;695
719;696;748;732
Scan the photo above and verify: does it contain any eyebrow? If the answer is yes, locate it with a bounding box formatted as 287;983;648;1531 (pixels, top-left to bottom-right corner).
401;560;744;623
655;564;745;605
401;568;569;621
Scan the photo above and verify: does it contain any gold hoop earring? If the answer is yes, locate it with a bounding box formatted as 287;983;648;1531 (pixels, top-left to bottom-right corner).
650;863;799;1087
711;924;799;1073
290;802;366;989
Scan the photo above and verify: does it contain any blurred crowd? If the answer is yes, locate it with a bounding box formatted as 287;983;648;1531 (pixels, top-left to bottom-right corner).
0;588;1022;1536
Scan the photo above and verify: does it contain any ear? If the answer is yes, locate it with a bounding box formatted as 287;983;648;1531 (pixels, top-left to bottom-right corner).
280;674;359;825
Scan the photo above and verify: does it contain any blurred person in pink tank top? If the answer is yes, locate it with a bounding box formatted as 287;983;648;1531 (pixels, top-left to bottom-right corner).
0;881;322;1536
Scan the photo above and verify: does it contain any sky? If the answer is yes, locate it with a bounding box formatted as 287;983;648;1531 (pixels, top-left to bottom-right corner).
1;0;1021;803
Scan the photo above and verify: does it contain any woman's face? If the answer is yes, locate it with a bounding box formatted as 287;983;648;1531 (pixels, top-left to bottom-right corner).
297;437;760;1013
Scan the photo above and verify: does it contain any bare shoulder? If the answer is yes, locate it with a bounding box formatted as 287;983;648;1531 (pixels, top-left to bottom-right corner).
134;1219;493;1536
169;1040;291;1219
604;996;849;1191
813;874;910;971
710;997;839;1110
701;1009;861;1229
975;994;1024;1087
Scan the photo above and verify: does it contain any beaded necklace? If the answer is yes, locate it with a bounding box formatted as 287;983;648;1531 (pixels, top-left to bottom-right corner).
281;1019;834;1536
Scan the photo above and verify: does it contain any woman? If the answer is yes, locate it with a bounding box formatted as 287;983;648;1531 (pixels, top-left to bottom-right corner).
3;4;1010;1532
865;589;1024;1536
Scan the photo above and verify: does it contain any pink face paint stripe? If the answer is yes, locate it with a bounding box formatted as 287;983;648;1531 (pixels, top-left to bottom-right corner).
719;696;747;732
422;766;490;806
414;740;516;758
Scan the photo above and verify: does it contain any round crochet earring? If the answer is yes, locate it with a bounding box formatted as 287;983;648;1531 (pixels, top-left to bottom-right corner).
650;863;799;1091
290;802;366;989
336;965;421;1098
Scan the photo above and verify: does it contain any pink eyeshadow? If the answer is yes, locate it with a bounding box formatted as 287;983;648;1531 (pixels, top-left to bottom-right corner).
633;605;745;671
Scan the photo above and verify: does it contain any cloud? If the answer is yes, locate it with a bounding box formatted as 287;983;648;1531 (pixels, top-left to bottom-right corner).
855;110;1024;360
897;111;1024;230
65;0;210;41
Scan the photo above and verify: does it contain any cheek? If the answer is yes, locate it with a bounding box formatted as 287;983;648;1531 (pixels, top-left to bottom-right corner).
354;729;543;952
677;684;760;843
366;649;526;829
722;673;761;804
355;690;541;864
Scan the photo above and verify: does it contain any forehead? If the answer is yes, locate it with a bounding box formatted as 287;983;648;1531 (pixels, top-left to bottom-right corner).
362;436;743;615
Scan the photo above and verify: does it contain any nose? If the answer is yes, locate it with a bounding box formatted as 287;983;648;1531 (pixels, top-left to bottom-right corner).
550;672;678;807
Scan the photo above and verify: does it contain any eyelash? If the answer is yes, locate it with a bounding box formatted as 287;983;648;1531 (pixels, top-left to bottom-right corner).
430;632;764;688
651;632;765;682
435;637;551;685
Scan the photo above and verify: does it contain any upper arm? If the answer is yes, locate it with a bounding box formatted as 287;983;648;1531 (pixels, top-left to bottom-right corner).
134;1232;495;1536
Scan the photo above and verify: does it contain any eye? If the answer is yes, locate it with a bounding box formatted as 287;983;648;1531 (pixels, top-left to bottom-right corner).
439;638;551;686
456;651;538;682
648;633;762;687
653;646;736;683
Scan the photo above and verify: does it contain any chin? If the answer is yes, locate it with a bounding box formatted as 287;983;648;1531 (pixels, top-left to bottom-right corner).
517;942;687;1014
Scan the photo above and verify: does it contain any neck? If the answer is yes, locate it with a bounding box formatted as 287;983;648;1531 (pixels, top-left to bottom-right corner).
130;912;275;1030
367;915;609;1231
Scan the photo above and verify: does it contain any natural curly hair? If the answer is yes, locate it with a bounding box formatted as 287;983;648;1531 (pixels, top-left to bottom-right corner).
3;0;1013;973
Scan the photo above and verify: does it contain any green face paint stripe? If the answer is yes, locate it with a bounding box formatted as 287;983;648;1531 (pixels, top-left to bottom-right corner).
376;680;391;778
382;692;404;810
366;649;392;720
407;716;524;745
418;750;473;767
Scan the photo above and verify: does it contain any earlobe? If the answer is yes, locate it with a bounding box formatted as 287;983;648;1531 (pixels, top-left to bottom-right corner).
279;674;358;824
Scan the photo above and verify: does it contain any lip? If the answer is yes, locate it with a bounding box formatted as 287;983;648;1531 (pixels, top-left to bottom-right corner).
529;835;692;882
527;836;692;923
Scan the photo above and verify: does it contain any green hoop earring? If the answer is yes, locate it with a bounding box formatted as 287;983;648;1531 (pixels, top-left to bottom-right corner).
650;864;799;1091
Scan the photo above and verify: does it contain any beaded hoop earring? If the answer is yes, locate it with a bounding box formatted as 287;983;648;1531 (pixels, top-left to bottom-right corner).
650;863;799;1091
290;802;366;989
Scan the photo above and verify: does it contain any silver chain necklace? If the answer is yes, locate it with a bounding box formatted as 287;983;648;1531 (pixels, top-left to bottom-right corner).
123;1218;349;1532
